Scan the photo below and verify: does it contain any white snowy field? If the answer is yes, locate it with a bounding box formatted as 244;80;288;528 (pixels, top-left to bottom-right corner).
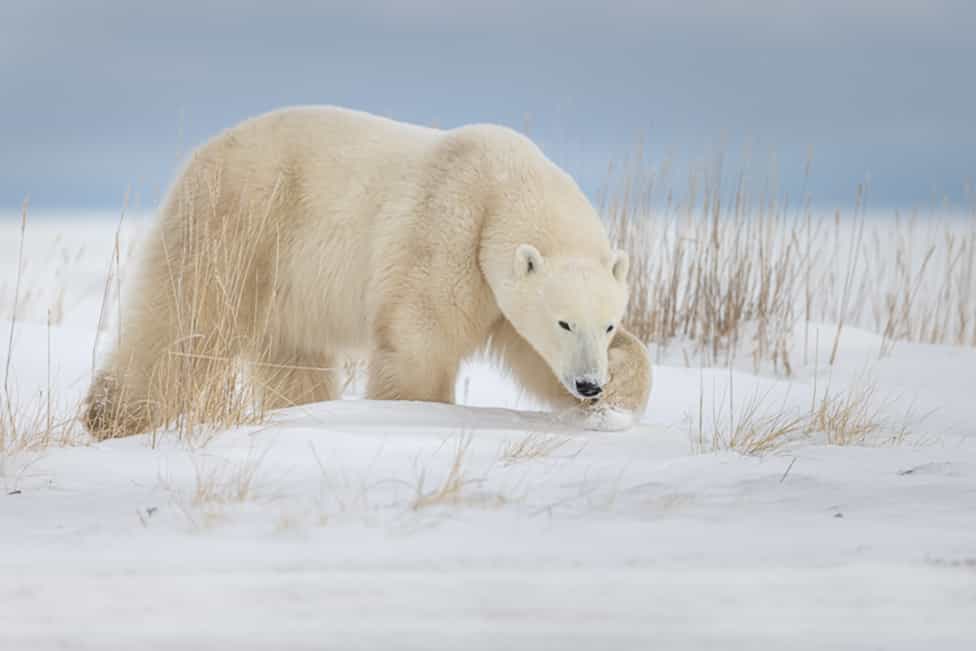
1;217;975;650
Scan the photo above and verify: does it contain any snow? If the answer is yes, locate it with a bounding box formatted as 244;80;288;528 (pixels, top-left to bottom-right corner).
2;218;975;649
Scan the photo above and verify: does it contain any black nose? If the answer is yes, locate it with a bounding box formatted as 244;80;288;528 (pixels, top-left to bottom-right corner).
575;380;602;397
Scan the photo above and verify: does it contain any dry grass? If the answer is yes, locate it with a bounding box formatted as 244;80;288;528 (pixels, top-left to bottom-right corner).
1;205;85;476
807;378;919;446
809;382;884;446
693;370;920;455
409;434;511;511
1;204;29;464
1;396;80;463
160;447;270;529
410;434;478;510
187;449;268;505
605;150;976;372
692;378;808;455
499;431;583;465
309;435;513;521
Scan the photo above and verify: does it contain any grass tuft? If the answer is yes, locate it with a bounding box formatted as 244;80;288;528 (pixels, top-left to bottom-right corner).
500;431;582;465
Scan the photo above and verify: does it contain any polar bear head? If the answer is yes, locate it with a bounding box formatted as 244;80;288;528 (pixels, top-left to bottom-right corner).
499;244;630;400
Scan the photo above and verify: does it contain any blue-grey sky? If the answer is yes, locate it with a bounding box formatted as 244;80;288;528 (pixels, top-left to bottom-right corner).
1;0;973;214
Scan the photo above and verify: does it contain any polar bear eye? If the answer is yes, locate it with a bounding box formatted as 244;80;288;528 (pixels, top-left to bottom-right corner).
558;320;572;332
606;324;615;334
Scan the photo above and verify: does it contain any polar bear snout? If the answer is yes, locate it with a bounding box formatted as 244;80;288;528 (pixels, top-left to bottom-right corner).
574;378;602;397
566;370;604;399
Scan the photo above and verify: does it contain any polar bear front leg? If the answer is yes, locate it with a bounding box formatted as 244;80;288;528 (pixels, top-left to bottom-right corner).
558;327;651;432
367;344;457;403
576;327;652;430
366;305;459;403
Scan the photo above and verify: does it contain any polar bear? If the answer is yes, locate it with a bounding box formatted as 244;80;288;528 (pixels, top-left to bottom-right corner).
83;106;651;438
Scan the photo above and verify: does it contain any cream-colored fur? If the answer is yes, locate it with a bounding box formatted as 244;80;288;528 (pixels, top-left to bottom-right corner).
83;106;652;438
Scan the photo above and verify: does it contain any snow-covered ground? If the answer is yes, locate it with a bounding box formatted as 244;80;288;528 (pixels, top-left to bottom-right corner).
1;217;975;650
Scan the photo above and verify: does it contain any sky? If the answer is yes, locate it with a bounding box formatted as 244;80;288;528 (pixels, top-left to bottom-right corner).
1;0;973;215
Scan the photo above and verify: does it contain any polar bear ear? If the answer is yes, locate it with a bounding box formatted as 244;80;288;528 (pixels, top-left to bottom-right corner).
515;244;544;278
610;249;630;284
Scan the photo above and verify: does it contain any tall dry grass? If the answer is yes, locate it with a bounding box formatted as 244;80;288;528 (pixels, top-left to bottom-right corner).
1;204;84;476
605;151;976;372
84;172;324;445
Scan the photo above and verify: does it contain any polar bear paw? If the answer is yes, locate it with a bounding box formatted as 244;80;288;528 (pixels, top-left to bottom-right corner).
557;403;637;432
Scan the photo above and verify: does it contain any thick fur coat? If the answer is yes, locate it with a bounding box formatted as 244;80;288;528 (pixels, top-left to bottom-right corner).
84;106;651;437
